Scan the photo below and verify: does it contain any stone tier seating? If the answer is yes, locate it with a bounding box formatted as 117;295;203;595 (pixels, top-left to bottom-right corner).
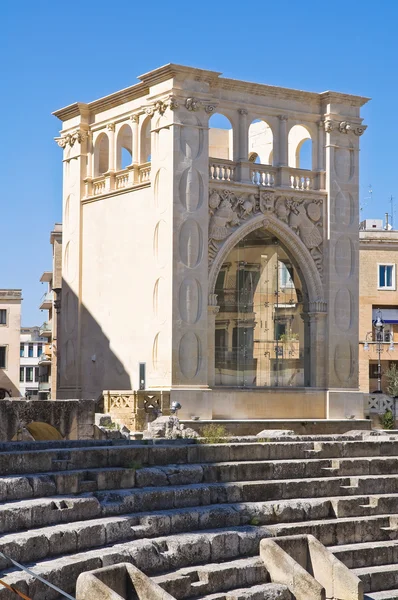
2;437;398;598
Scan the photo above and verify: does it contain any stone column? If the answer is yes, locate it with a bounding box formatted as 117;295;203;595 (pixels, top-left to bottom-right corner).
324;115;366;391
105;122;116;192
170;102;210;390
207;294;219;387
309;309;327;388
277;115;290;187
56;127;88;399
237;108;251;184
131;115;139;165
130;114;139;184
316;120;326;190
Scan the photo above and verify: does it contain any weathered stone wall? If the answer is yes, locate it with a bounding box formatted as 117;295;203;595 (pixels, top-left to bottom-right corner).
0;399;95;441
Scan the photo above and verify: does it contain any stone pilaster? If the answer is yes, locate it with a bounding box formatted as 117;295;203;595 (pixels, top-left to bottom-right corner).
324;116;365;389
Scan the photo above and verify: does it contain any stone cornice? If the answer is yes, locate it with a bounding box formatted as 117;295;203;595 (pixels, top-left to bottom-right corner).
53;63;370;122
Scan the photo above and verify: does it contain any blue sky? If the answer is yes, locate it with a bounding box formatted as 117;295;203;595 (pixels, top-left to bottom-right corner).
0;0;395;324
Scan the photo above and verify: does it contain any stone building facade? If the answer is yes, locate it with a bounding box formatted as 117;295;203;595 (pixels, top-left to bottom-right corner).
359;222;398;394
53;64;368;419
0;289;21;397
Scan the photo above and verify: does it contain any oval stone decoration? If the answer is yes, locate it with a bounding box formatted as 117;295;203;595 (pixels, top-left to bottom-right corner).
63;339;76;382
334;236;353;279
179;331;201;378
64;241;77;282
334;340;353;384
335;191;354;227
179;168;203;212
334;147;353;182
153;220;168;268
157;126;170;162
179;219;203;268
179;278;202;324
154;168;168;214
153;277;168;324
152;332;160;370
180;125;203;159
334;288;351;331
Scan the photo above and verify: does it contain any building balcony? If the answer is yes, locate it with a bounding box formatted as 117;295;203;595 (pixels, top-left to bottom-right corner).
83;160;324;201
39;291;53;310
38;352;52;365
38;379;51;391
39;321;52;337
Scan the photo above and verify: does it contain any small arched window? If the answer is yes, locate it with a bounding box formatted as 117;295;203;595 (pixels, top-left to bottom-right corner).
209;113;233;161
116;124;133;170
94;133;109;176
288;125;313;170
248;119;273;165
140;116;152;163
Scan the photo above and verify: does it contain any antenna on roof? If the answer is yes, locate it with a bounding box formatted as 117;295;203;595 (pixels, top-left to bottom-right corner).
390;195;395;230
361;184;373;214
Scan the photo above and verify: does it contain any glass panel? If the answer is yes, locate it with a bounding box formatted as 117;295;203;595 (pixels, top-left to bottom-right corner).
387;266;393;288
215;229;305;387
379;265;385;287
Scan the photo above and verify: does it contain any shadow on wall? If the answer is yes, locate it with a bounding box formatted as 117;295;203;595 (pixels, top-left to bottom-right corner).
0;372;20;399
59;280;132;401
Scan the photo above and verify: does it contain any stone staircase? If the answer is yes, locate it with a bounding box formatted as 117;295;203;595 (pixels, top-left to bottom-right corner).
2;436;398;598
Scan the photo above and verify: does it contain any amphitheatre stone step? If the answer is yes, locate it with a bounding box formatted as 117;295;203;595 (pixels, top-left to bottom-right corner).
0;527;270;599
152;556;268;598
329;540;398;569
265;513;395;546
193;583;292;599
365;590;398;599
8;438;398;479
353;564;398;593
0;467;136;502
0;496;101;534
94;474;398;514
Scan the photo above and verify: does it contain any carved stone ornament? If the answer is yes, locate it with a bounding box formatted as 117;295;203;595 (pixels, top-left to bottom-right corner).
184;97;217;114
55;130;87;148
324;119;366;136
339;121;351;134
130;114;139;123
208;188;324;278
238;108;248;116
185;97;202;112
107;122;115;132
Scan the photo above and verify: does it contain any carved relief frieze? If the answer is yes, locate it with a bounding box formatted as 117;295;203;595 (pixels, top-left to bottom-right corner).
208;188;324;277
55;130;87;148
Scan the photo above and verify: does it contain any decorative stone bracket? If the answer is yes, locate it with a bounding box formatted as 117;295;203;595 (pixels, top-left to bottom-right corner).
324;119;367;136
54;130;87;148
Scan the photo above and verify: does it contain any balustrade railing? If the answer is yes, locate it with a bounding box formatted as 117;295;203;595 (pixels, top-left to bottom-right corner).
93;177;106;196
250;165;276;187
290;169;312;190
139;162;151;183
115;170;129;189
209;159;236;182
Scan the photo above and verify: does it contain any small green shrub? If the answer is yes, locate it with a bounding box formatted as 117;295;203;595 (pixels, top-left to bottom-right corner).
385;364;398;397
381;409;395;430
125;461;143;470
249;516;260;526
200;423;228;444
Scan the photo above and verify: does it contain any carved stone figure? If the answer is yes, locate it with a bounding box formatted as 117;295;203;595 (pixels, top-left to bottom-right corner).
259;192;274;213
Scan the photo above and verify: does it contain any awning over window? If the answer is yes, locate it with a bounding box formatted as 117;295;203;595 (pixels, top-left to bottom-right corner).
372;308;398;324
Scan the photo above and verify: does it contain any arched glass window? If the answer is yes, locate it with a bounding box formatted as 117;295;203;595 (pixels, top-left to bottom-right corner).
214;229;306;388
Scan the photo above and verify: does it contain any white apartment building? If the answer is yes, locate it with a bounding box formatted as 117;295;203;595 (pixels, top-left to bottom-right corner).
19;327;47;398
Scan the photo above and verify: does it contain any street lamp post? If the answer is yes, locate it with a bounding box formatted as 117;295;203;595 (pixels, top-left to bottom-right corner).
373;308;385;393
